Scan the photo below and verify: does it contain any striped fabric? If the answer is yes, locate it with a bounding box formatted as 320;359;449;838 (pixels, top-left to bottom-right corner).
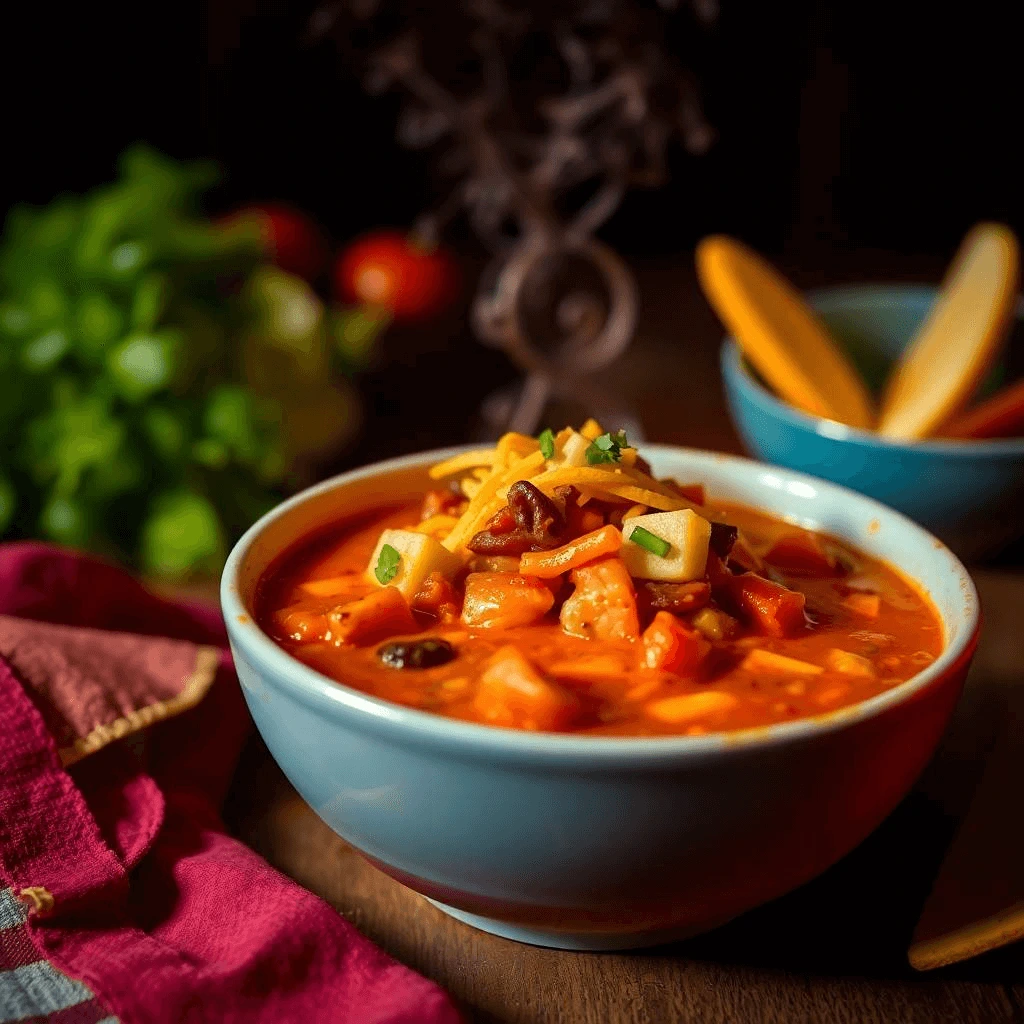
0;888;116;1024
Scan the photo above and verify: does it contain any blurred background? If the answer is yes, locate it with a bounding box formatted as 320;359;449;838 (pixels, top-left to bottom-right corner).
3;0;1023;578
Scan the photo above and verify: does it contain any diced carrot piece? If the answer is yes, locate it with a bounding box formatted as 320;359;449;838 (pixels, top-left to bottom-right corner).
730;573;807;638
461;573;554;629
273;605;330;642
560;556;640;642
519;525;623;579
645;690;738;724
412;571;462;623
641;611;711;674
816;684;850;706
740;648;823;676
764;532;843;577
826;648;877;678
327;587;418;645
473;646;580;730
843;592;881;619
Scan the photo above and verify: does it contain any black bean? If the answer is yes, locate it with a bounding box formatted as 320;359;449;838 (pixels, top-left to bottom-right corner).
377;638;456;669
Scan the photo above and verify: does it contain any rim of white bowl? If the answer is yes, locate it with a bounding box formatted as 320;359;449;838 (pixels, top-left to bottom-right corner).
221;444;980;766
722;339;1024;456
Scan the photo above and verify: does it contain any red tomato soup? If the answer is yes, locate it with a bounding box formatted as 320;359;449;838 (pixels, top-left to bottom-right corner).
255;428;943;737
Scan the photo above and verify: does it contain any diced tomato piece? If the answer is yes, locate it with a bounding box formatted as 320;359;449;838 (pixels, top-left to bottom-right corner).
764;532;843;577
560;556;640;642
327;587;418;645
412;571;462;623
730;573;808;638
641;611;711;674
472;646;580;730
461;573;554;629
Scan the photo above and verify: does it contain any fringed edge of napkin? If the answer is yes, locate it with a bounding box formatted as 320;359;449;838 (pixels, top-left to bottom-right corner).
58;646;221;767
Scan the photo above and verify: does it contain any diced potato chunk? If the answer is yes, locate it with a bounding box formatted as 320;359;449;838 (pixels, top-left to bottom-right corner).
473;646;579;731
826;648;876;678
621;509;712;583
646;690;739;724
740;648;824;676
843;592;881;619
461;573;554;629
365;528;464;600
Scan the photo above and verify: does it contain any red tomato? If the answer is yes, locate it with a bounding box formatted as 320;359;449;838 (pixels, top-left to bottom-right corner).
226;204;328;283
334;231;459;322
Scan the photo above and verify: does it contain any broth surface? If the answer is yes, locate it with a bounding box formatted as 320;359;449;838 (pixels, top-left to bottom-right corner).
256;492;943;737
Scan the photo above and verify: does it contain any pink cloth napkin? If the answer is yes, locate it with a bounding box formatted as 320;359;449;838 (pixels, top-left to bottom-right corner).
0;542;462;1024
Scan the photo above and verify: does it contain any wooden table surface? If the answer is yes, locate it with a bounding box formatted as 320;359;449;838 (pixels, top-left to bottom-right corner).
223;256;1024;1022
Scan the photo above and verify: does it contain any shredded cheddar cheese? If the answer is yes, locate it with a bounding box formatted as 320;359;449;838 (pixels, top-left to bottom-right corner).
433;423;699;554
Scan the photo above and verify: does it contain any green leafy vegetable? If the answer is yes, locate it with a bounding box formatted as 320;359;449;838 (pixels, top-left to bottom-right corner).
375;543;401;585
586;430;629;465
0;144;385;579
628;525;671;558
538;428;555;460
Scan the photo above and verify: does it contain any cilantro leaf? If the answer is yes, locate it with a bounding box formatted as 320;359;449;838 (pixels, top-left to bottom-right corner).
586;430;629;465
538;428;555;460
375;543;401;585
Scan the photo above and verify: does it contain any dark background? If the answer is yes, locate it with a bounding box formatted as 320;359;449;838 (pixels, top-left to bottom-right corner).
4;2;1021;260
4;1;1022;470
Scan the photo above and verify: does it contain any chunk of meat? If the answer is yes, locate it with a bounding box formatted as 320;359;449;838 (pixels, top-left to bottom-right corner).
519;525;623;578
468;480;566;555
641;611;711;674
461;573;555;629
560;556;640;642
639;580;711;616
412;571;462;623
473;646;580;731
327;587;418;645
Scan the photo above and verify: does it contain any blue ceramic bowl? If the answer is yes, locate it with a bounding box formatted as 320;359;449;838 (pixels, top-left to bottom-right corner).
721;284;1024;560
222;445;979;951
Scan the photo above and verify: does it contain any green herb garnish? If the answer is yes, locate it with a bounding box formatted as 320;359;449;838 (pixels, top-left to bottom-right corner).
538;428;555;460
586;430;629;465
375;543;401;584
629;525;671;558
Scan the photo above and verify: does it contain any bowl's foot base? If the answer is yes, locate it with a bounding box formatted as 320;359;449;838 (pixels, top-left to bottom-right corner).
424;898;707;951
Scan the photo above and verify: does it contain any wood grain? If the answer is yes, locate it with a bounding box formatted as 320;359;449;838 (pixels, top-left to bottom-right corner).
223;570;1024;1024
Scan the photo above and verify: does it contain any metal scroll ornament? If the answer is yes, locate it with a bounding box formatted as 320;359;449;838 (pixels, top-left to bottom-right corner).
310;0;716;440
